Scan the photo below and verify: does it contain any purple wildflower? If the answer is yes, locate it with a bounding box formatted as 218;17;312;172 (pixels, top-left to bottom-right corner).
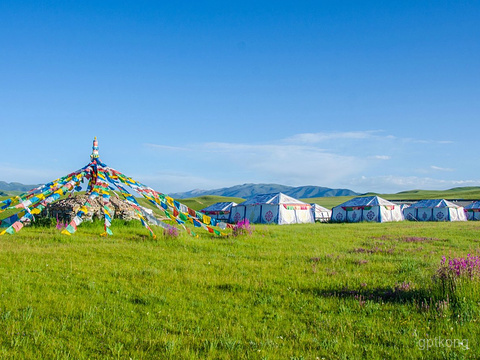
163;226;179;238
55;215;66;230
394;281;413;292
438;254;480;280
232;219;253;237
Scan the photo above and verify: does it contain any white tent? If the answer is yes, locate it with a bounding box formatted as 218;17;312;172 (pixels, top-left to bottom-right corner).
229;193;314;225
331;196;404;223
403;199;467;222
200;202;237;221
464;201;480;220
311;203;331;222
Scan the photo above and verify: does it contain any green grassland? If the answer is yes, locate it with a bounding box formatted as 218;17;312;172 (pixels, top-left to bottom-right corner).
0;220;479;359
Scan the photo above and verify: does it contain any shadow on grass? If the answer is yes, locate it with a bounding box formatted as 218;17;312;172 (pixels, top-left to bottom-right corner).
301;286;432;304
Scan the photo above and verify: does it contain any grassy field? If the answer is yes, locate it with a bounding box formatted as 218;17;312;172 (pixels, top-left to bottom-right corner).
0;220;479;359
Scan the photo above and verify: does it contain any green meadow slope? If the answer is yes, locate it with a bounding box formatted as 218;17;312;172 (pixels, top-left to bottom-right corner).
172;195;245;211
307;187;480;209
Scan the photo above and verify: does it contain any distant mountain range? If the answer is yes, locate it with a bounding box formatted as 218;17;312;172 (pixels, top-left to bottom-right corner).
0;180;359;200
0;181;42;193
169;183;359;199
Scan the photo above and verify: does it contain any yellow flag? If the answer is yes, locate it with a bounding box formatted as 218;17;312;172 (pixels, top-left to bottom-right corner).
203;215;211;225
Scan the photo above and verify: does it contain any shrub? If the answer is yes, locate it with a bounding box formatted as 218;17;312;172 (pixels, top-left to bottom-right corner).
32;217;53;228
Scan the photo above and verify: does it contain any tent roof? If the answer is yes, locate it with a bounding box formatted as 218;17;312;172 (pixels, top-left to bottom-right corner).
335;196;396;208
239;192;308;206
407;199;461;209
310;203;331;212
462;201;480;209
201;202;237;212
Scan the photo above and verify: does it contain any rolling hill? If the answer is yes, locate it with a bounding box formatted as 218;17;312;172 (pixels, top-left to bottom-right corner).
169;183;358;199
0;181;41;193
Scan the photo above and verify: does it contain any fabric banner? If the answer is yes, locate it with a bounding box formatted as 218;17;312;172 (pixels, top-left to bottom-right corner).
0;138;227;237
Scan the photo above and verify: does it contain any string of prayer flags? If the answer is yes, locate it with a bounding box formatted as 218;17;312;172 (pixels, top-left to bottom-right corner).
0;137;227;238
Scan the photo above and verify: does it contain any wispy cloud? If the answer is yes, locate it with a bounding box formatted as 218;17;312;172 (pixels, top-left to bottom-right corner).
372;155;391;160
349;175;480;193
144;139;370;191
286;130;383;144
136;171;233;194
285;130;453;146
144;143;189;152
400;138;454;145
200;141;367;185
431;165;454;172
142;130;466;193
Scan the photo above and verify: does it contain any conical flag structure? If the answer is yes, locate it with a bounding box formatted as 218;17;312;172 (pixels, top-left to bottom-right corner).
0;138;228;237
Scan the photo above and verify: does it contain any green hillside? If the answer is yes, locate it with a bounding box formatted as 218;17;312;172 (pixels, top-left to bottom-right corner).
306;187;480;209
388;187;480;200
174;195;245;211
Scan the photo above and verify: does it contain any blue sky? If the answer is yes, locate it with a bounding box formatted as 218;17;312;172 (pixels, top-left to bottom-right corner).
1;1;479;194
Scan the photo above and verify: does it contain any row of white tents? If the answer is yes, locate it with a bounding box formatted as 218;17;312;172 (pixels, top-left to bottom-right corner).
200;193;321;225
201;193;480;224
331;197;471;222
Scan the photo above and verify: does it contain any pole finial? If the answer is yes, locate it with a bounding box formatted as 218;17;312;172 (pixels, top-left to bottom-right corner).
91;137;99;160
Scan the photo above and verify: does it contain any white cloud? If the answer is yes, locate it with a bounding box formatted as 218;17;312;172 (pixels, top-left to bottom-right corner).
348;175;480;193
285;130;454;146
286;130;382;144
200;142;367;186
373;155;391;160
143;139;371;191
431;165;454;172
144;143;188;152
401;138;454;145
142;130;465;193
0;131;468;195
135;171;233;194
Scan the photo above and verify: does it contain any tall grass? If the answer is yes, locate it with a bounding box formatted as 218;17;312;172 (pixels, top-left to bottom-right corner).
0;221;479;358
